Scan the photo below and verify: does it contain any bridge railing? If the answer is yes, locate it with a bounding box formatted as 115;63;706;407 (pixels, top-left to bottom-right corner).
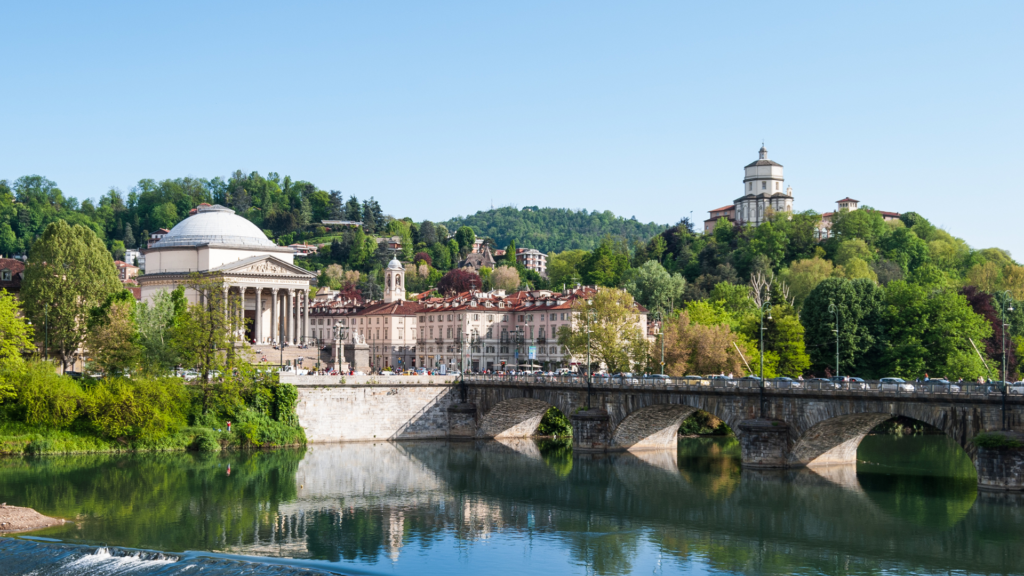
461;374;1023;398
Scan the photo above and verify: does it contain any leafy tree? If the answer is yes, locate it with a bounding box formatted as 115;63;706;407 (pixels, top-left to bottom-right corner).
414;251;432;266
344;195;362;222
86;290;141;375
836;257;878;282
556;288;650;375
136;289;181;374
437;269;481;295
961;286;1017;380
834;239;874;266
0;290;34;403
624;260;686;316
802;278;884;377
491;265;520;292
661;311;747;377
454;226;476;258
581;237;630;287
780;257;834;309
170;274;246;389
830;207;888;245
879;227;930;273
22;220;122;371
758;304;811;377
418;221;438;245
547;249;588;288
745;220;789;269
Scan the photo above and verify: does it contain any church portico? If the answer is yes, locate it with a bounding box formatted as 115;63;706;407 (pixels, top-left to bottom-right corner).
138;204;315;348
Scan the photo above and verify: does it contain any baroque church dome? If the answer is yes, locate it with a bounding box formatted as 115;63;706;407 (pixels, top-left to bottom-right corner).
155;205;277;249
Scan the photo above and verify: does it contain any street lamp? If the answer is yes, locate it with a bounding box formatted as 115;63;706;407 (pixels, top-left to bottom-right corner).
758;294;772;418
1000;291;1014;430
658;311;666;375
586;309;595;410
828;301;839;381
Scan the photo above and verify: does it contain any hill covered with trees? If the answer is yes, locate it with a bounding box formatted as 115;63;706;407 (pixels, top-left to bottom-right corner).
443;206;669;254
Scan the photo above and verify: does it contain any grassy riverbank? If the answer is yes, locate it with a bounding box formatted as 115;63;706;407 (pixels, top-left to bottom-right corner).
0;362;305;455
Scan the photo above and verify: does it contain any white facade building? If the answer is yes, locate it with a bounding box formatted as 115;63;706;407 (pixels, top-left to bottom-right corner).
138;204;316;345
705;145;794;232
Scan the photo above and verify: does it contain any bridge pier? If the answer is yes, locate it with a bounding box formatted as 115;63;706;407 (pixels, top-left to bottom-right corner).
571;409;612;452
975;432;1024;491
447;403;478;439
737;419;791;468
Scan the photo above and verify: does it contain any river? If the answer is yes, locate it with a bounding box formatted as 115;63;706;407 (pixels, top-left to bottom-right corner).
0;434;1020;575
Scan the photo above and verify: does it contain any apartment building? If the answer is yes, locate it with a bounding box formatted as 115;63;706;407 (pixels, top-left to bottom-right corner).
515;248;547;277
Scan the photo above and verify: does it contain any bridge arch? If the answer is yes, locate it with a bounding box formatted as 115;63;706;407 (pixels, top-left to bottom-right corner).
477;398;553;438
786;404;979;467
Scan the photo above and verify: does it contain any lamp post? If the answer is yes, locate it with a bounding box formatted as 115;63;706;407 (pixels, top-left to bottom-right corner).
758;294;772;418
586;309;595;410
43;303;49;362
1000;291;1014;430
659;311;665;375
514;326;524;373
828;301;839;381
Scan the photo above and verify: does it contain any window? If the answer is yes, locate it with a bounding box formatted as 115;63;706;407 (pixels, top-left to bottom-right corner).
486;328;492;338
448;314;453;321
487;314;493;321
446;327;452;338
500;346;509;354
529;327;534;339
538;327;546;339
527;314;534;322
761;181;766;190
775;182;779;190
458;314;463;320
550;313;556;321
502;314;508;322
748;182;752;191
518;315;524;322
429;315;434;322
429;327;434;337
473;314;479;321
420;328;424;338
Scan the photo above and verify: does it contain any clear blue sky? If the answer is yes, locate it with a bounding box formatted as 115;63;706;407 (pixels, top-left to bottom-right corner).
2;1;1022;257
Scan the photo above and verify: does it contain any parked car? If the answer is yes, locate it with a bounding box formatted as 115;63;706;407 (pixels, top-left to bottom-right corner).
769;376;801;389
1009;381;1024;394
682;375;706;386
646;374;674;384
880;377;915;392
380;370;394;376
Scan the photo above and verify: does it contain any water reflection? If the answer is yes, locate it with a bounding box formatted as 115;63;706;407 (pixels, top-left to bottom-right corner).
0;436;1021;576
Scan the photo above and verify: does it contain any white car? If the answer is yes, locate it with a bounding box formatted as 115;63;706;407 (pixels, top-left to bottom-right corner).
880;377;915;392
646;374;674;384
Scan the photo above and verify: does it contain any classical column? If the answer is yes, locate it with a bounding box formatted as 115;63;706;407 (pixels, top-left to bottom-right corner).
255;287;263;343
303;290;310;345
269;288;278;344
286;289;294;345
239;286;247;341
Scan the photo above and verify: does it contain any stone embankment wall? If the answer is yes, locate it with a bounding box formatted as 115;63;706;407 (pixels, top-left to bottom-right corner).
281;374;460;442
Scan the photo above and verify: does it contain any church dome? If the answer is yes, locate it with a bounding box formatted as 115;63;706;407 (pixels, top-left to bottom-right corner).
386;257;404;270
154;205;277;249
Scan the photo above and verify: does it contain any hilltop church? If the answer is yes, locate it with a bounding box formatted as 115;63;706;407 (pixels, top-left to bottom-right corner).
704;145;899;236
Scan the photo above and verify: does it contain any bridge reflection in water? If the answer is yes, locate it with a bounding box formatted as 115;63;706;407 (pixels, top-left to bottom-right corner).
3;438;1021;576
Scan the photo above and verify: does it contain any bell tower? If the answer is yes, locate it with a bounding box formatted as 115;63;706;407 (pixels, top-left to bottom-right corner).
384;258;405;303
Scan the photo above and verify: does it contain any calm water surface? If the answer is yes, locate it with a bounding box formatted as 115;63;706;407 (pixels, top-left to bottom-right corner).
1;435;1021;575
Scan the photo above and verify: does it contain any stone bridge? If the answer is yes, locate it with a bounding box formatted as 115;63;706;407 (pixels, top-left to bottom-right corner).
453;376;1024;490
284;374;1024;490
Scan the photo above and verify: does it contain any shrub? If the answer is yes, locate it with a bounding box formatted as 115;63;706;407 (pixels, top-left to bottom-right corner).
7;362;86;429
190;428;222;453
973;433;1024;450
537;407;572;437
85;377;188;442
680;410;732;436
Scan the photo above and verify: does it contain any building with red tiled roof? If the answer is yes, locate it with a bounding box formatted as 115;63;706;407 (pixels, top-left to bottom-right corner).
114;260;140;284
817;198;901;239
0;258;25;293
308;264;648;372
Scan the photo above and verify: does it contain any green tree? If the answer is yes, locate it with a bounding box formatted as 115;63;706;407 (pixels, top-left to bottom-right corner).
801;278;884;377
662;311;748;377
86;290;141;375
879;227;930;273
780;256;834;309
759;304;811;377
624;260;686;316
454;226;476;258
22;220;122;371
137;289;181;374
0;290;34;403
170;274;246;390
830;207;888;245
548;249;588;288
581;237;630;287
557;289;650;375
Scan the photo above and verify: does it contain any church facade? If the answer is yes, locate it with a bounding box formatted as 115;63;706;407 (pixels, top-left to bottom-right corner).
138;204;316;345
705;145;793;233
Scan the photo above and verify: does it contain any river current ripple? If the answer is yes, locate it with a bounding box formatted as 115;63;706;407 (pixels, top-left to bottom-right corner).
0;435;1020;576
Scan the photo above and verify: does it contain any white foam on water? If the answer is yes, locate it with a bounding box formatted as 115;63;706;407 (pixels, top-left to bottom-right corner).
58;547;179;575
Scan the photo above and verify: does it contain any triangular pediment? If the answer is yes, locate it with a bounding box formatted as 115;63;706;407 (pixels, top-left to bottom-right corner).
210;255;316;277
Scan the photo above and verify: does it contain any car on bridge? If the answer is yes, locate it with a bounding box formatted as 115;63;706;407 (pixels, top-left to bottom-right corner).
831;376;869;390
879;377;915;392
924;378;961;393
768;377;801;389
644;374;673;384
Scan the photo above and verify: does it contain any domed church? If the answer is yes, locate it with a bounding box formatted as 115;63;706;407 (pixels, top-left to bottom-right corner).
138;204;316;344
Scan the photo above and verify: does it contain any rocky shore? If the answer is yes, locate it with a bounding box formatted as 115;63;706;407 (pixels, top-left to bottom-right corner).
0;503;65;533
